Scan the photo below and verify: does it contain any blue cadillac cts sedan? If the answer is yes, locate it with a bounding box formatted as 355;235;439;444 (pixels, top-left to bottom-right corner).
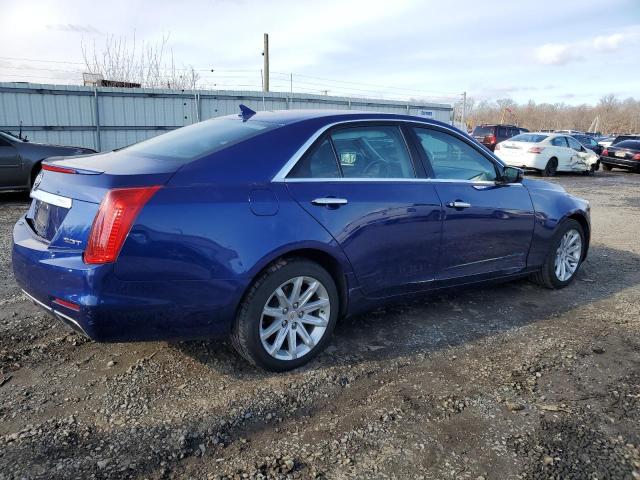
12;109;590;371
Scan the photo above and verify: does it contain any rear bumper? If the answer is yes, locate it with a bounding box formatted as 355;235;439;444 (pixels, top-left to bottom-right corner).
12;216;244;342
22;289;90;337
601;157;640;170
499;153;548;171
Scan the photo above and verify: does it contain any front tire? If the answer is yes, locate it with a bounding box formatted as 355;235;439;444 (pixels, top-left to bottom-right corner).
231;258;339;371
530;219;585;289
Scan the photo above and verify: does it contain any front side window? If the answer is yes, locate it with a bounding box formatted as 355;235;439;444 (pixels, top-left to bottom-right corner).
567;137;583;151
414;128;497;181
330;126;415;179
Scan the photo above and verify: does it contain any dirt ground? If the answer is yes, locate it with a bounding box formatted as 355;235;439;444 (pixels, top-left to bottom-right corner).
1;171;639;480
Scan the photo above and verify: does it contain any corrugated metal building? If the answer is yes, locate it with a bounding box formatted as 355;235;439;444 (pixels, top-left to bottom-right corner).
0;82;453;152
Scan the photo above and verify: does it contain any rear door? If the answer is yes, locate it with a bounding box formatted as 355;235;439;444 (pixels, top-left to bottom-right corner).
410;126;535;281
550;136;572;167
0;135;23;187
284;123;443;298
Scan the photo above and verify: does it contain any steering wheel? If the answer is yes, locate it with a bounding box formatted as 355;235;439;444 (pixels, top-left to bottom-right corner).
362;159;390;177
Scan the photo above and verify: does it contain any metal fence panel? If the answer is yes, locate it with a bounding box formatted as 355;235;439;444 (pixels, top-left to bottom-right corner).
0;82;453;152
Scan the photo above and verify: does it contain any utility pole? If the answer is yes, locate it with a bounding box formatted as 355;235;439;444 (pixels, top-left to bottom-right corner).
461;91;467;128
263;33;270;92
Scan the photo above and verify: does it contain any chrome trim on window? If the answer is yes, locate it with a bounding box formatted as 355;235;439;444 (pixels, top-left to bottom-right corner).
271;118;505;183
281;177;523;187
30;189;73;209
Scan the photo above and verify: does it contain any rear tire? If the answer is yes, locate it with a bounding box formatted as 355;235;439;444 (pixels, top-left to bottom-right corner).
602;163;613;171
231;258;339;371
541;157;558;177
530;219;585;289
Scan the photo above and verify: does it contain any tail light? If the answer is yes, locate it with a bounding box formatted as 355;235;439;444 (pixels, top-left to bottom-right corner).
528;147;545;154
485;135;497;144
84;186;161;264
602;148;608;156
42;164;78;174
633;153;640;160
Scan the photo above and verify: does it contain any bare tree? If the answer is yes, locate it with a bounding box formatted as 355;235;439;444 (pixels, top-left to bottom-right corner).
465;95;640;134
81;33;200;90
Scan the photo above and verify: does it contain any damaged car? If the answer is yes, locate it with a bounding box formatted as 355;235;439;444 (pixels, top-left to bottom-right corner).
495;132;599;176
12;109;591;371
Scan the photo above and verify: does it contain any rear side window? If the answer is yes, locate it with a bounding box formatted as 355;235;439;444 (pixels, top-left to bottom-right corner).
330;126;415;179
123;118;278;162
288;139;341;178
551;137;568;147
498;127;508;137
414;128;497;181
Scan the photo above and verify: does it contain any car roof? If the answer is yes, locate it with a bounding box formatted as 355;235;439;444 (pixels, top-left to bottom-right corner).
222;109;454;129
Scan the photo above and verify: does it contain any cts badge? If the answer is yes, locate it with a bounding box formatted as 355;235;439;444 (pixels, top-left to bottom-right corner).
63;237;82;246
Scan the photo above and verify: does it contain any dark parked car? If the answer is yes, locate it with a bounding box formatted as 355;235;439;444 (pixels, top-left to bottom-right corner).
471;124;525;151
611;135;640;146
601;139;640;172
0;131;95;192
571;134;604;155
13;109;591;371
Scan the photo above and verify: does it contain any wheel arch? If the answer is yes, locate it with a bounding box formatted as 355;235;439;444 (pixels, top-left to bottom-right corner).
239;245;352;320
566;212;590;260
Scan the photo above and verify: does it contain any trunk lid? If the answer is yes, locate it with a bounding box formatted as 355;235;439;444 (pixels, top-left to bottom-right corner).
27;151;182;250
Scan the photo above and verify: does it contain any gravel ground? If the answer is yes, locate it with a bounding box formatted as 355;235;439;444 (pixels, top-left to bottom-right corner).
1;172;640;480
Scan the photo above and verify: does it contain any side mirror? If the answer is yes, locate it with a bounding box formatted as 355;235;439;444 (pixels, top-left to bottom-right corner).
501;166;523;183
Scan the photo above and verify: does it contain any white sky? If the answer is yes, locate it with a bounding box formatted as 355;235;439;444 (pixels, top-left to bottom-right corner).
0;0;638;105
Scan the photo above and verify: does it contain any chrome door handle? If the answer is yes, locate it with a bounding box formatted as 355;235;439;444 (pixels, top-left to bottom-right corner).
446;201;471;209
312;197;348;207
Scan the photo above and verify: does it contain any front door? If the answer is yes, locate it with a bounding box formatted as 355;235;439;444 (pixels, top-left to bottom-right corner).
411;126;535;280
285;124;442;298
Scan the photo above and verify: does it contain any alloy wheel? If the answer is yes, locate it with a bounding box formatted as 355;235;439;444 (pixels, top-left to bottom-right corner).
554;229;582;282
259;276;330;361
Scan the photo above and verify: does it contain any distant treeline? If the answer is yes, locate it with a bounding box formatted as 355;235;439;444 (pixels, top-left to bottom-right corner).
458;95;640;134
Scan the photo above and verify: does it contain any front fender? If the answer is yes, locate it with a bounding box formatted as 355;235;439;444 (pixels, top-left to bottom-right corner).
523;179;590;266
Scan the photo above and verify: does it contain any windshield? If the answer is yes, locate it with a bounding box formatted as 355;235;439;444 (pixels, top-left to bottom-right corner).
509;133;548;143
123;117;279;161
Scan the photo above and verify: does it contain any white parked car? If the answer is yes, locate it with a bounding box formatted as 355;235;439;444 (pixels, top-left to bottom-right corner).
495;133;600;176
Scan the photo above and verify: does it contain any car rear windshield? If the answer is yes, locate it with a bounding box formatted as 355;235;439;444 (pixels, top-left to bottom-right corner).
612;135;640;145
614;140;640;150
509;133;548;143
123;117;279;161
472;126;495;136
